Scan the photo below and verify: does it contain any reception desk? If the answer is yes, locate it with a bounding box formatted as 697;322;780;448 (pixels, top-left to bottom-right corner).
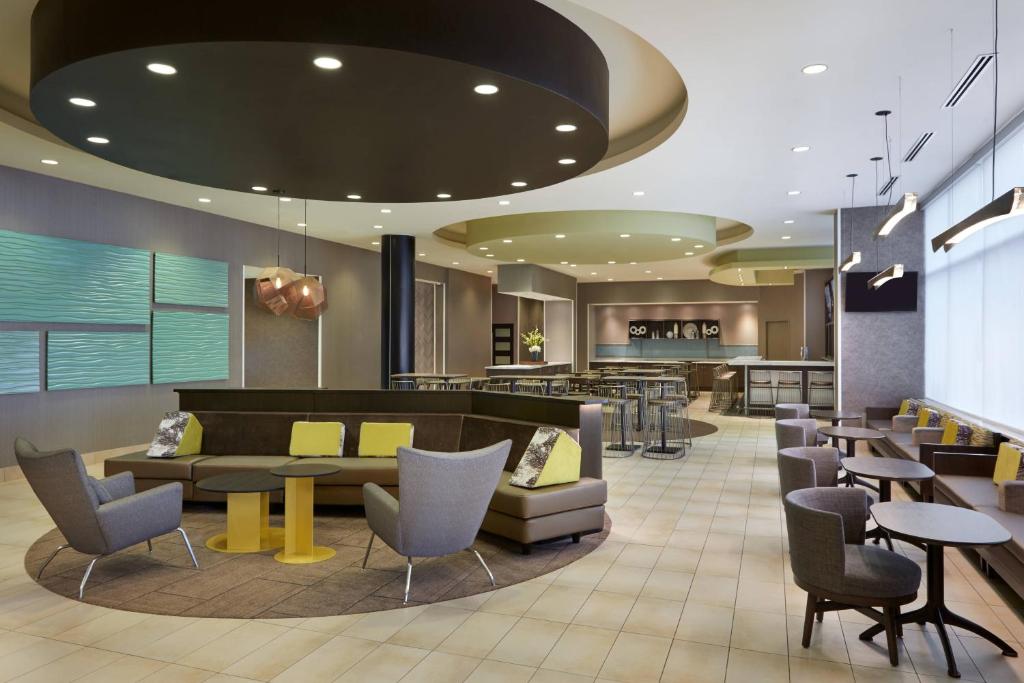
485;362;572;376
727;358;835;414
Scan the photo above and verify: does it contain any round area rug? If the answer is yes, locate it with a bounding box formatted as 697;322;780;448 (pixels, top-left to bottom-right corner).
687;419;718;438
25;506;609;619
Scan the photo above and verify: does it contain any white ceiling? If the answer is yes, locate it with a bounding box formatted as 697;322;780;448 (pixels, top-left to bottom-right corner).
1;0;1021;285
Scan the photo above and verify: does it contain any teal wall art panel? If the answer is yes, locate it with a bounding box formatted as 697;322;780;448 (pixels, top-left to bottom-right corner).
47;332;150;390
154;253;229;307
0;229;150;324
152;311;229;383
0;332;40;394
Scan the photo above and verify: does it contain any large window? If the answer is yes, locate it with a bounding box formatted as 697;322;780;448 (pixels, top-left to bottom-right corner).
923;119;1024;434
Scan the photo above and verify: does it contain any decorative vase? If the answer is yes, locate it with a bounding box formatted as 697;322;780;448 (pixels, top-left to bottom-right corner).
529;346;542;362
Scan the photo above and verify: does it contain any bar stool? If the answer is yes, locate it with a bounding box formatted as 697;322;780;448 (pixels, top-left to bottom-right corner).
600;384;638;457
658;377;693;447
711;365;735;412
483;380;510;392
421;379;448;391
447;377;473;390
390;379;416;390
747;369;774;416
807;371;835;408
550;378;570;396
642;398;686;459
776;370;803;405
515;379;545;395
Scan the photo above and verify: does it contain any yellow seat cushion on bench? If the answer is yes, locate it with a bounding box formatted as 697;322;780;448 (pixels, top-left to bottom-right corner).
358;422;414;457
994;442;1024;485
290;421;344;457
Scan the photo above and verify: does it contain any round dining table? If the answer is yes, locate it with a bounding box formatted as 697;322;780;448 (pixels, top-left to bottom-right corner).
818;425;884;456
866;502;1016;678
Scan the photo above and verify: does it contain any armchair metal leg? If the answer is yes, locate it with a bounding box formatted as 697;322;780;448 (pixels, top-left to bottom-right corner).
147;539;153;552
177;528;199;569
403;558;413;604
79;557;99;600
36;544;70;579
362;534;375;569
469;548;496;587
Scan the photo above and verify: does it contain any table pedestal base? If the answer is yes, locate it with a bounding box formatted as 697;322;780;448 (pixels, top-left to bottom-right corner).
858;545;1017;678
274;477;335;565
207;491;284;553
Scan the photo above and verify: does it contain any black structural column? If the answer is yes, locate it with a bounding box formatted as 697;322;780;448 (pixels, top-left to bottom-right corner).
380;235;416;388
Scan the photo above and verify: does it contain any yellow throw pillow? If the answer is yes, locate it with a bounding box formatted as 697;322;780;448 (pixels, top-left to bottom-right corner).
290;421;344;457
917;408;942;429
509;427;582;488
358;422;414;457
940;420;973;446
993;442;1024;485
147;411;203;458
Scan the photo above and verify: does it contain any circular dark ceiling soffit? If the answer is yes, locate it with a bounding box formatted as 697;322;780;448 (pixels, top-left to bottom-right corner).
30;0;610;202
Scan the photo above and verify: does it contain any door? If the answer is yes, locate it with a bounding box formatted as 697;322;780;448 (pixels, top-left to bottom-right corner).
492;324;514;366
765;321;791;360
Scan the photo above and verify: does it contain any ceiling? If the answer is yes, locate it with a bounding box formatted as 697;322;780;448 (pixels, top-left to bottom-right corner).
1;0;1022;285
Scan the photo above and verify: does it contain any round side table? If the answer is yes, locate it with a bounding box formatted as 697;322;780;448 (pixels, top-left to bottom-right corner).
195;471;285;553
271;462;342;565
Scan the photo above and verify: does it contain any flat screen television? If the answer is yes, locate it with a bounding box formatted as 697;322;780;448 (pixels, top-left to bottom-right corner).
844;271;918;312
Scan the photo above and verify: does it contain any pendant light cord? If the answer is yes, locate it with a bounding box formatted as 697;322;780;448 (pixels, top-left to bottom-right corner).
303;199;308;278
991;0;998;201
882;113;894;205
275;194;281;267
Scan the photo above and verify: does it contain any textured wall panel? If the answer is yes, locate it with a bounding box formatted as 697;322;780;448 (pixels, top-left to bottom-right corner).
154;253;229;307
47;332;150;390
152;311;229;383
0;228;150;323
0;332;40;394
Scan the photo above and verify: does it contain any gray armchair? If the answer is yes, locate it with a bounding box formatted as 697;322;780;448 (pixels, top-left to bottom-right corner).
784;488;920;666
775;403;810;419
15;438;198;598
775;418;820;449
362;440;512;603
778;446;841;495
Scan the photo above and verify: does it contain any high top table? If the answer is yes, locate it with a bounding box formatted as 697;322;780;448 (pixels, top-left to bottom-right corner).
865;502;1017;678
196;472;285;553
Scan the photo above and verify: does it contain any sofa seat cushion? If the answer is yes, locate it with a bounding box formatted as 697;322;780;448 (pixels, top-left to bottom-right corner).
842;544;921;599
936;475;999;509
489;471;607;519
105;451;210;480
866;419;891;432
192;455;298;480
279;457;399;486
975;506;1024;565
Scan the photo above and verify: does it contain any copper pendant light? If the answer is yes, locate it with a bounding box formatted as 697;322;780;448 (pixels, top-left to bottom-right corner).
286;199;328;320
253;192;299;315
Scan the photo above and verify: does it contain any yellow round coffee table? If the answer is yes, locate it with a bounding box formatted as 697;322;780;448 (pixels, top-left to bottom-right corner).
270;463;341;564
196;472;285;553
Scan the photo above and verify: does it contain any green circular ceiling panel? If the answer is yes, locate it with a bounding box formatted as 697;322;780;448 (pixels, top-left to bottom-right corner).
461;210;718;265
709;247;834;286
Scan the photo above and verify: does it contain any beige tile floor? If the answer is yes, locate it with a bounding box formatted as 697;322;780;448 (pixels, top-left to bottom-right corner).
1;397;1023;682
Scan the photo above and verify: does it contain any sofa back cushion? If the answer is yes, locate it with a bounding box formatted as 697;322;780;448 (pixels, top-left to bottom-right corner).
459;415;580;472
309;413;463;457
192;412;303;455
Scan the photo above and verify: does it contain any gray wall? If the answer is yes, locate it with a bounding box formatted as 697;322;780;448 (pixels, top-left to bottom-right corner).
243;278;319;388
518;298;545;360
0;166;487;466
803;268;832;360
415;262;492;377
837;205;925;414
756;274;805;360
544;300;574;364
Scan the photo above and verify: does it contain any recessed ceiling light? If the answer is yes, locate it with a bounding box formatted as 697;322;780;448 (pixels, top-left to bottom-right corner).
511;180;527;188
498;200;510;206
346;194;361;200
40;159;58;165
279;197;292;202
436;193;452;199
560;261;569;265
371;241;380;246
802;64;828;75
68;97;95;107
694;244;704;249
251;185;268;192
570;264;576;267
657;277;663;280
86;136;109;144
503;239;513;243
381;209;391;214
607;278;614;281
644;270;652;274
197;197;211;203
783;220;795;224
452;261;460;265
486;254;494;258
373;225;383;229
607;260;616;264
418;252;426;256
313;56;342;70
486;270;493;274
516;258;525;262
685;251;695;256
782;235;793;240
633;191;645;196
147;63;177;75
791;145;810;153
629;261;637;265
787;190;801;196
590;272;597;275
670;237;681;242
297;222;307;227
558;158;576;165
619;234;630;238
474;84;499;95
554;234;566;239
555;123;577;132
478;246;488;250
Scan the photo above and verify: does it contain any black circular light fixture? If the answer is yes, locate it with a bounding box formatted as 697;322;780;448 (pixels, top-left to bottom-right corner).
30;0;610;202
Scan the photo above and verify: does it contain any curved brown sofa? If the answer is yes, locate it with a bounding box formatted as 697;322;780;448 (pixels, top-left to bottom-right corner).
105;389;607;553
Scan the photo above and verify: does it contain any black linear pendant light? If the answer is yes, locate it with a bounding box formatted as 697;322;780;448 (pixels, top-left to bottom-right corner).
870;111;904;289
932;0;1023;251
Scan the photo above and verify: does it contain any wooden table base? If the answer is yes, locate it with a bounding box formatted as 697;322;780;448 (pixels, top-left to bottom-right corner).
859;544;1017;678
